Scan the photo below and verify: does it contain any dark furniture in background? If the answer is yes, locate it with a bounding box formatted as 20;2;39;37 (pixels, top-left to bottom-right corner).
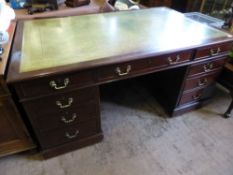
0;23;35;157
65;0;90;7
218;63;233;118
171;0;187;12
14;0;115;20
142;0;232;15
7;8;233;159
140;0;171;8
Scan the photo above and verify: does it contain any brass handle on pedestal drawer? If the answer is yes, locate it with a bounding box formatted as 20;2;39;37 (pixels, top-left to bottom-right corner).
192;94;202;100
65;130;79;139
61;113;77;124
198;78;208;86
203;63;213;72
115;65;131;76
50;78;69;90
168;55;181;65
56;97;73;109
210;48;221;56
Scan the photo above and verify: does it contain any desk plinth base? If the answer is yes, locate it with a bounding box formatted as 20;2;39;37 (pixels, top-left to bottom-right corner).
172;99;212;117
41;132;103;159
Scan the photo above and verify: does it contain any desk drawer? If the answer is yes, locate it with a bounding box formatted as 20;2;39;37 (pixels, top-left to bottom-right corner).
188;57;226;76
179;89;204;105
183;71;220;91
34;102;99;132
150;50;192;68
195;43;231;59
23;87;99;115
15;70;95;99
97;59;149;82
39;119;100;148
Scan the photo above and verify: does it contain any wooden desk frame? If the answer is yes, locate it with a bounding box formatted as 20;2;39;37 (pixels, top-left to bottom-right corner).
7;8;233;158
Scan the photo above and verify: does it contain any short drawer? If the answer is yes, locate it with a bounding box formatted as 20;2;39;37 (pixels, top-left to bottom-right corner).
195;43;231;59
15;70;95;99
97;59;149;82
183;71;220;91
34;102;99;131
22;87;99;115
38;119;101;148
188;57;226;76
179;89;204;105
150;50;192;68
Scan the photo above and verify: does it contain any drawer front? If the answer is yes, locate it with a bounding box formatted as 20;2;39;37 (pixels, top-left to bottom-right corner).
150;50;192;68
15;70;95;99
23;87;99;115
34;102;99;131
179;89;204;105
195;43;231;59
188;57;226;76
97;59;149;82
39;119;100;148
183;71;220;91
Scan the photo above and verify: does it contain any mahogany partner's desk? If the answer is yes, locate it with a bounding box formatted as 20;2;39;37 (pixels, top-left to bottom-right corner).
7;8;233;158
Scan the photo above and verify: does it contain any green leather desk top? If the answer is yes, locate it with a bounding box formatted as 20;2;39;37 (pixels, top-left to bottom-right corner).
19;8;232;73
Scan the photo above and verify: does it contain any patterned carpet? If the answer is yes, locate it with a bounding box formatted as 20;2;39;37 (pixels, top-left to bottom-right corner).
0;82;233;175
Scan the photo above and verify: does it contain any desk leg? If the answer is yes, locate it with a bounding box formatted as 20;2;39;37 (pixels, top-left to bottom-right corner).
224;92;233;118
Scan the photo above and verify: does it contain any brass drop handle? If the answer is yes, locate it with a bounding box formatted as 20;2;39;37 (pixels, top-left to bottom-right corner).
61;113;77;124
168;55;181;65
115;65;131;76
56;97;73;109
50;78;69;90
198;78;208;86
193;94;202;100
203;63;213;72
65;130;79;139
210;47;221;56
